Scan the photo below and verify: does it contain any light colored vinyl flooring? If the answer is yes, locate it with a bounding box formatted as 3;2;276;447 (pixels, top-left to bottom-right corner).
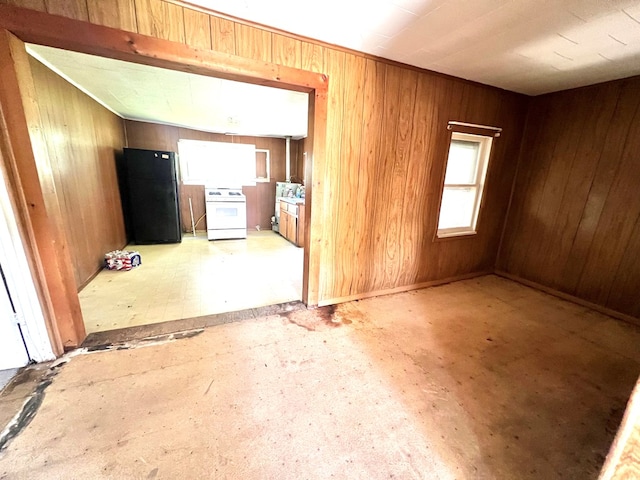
79;231;303;334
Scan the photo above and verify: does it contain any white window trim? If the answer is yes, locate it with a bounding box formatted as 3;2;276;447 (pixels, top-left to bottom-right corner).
255;148;271;183
436;132;493;239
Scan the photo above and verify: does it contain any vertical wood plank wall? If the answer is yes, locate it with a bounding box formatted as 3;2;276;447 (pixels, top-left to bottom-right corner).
3;0;528;304
29;56;127;290
498;77;640;319
124;120;290;231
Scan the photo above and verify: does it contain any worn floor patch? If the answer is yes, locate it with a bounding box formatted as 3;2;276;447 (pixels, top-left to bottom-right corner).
280;304;353;331
0;276;638;479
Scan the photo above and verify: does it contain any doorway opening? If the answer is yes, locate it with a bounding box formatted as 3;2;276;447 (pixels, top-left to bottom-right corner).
25;44;312;335
0;9;327;350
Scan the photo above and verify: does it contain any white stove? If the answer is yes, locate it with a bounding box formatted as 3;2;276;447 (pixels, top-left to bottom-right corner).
205;187;247;240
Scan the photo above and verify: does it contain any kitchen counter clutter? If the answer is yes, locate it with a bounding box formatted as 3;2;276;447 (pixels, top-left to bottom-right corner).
278;199;305;248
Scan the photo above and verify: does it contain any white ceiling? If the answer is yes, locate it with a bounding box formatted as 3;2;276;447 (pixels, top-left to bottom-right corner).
27;45;309;138
187;0;640;95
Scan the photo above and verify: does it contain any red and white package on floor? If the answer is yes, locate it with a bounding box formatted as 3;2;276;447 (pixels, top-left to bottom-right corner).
104;250;142;271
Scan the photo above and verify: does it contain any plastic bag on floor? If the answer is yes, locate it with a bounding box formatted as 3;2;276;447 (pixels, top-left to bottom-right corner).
105;250;141;271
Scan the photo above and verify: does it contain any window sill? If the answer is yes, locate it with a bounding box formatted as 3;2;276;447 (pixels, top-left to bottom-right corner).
435;230;478;241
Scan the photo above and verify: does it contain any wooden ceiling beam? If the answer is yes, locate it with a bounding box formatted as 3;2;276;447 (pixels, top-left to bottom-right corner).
0;4;328;94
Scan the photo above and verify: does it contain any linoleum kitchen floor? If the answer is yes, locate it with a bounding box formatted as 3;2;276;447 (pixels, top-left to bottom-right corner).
1;276;639;479
79;231;303;334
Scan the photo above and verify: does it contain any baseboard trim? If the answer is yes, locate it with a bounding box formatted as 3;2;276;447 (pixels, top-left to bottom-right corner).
78;242;129;293
77;269;100;293
317;271;493;307
495;270;640;328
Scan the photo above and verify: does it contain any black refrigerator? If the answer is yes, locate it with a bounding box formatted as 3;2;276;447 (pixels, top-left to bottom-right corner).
120;148;182;244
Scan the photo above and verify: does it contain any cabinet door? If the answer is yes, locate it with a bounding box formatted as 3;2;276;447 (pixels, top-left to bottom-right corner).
281;211;294;243
288;214;297;244
280;210;289;238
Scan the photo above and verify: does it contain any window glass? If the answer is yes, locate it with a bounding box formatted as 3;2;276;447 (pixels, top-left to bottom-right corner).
178;139;256;186
438;187;477;229
436;131;494;238
444;140;479;185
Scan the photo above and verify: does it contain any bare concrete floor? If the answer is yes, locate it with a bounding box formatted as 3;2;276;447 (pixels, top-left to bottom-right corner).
1;275;639;479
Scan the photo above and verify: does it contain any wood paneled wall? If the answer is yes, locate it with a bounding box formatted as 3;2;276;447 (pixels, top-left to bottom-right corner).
290;138;305;185
498;77;640;319
29;56;127;290
124;120;286;231
4;0;528;305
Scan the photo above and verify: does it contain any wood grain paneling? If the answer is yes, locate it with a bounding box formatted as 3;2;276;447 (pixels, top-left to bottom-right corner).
318;48;346;297
0;0;44;10
235;134;285;231
44;0;87;20
134;0;185;43
384;66;418;289
124;120;179;151
298;138;307;184
183;7;211;50
498;77;640;319
3;0;528;309
334;53;365;295
272;34;301;69
210;16;235;55
289;138;304;184
180;184;205;232
301;41;323;73
125;120;286;231
87;0;137;31
353;59;384;293
235;23;271;62
397;73;436;286
30;57;127;290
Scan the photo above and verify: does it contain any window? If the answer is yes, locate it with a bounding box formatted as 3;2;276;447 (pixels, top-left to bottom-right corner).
437;132;493;238
178;139;256;186
255;149;271;182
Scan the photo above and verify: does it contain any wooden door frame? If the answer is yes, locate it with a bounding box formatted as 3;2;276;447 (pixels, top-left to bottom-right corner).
0;4;328;353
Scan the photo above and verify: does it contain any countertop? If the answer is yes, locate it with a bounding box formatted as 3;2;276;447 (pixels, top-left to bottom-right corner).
279;197;305;205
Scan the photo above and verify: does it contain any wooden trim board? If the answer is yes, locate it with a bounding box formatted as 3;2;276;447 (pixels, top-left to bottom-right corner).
495;270;640;328
320;268;640;329
0;4;327;93
317;271;493;307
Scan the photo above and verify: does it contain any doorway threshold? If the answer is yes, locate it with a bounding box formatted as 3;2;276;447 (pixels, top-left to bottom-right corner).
82;301;307;349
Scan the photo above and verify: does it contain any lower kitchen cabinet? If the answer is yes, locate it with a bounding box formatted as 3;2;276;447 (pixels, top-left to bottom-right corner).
284;211;297;244
279;200;304;247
